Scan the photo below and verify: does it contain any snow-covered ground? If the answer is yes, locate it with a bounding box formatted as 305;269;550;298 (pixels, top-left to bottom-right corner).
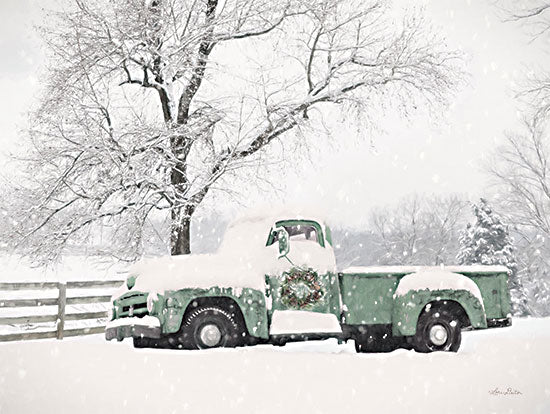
0;317;548;414
0;254;548;413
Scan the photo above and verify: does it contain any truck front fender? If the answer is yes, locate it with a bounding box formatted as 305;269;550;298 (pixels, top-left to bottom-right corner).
160;287;269;339
392;289;487;337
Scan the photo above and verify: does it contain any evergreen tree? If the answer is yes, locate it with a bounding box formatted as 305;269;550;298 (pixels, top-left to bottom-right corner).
457;198;528;316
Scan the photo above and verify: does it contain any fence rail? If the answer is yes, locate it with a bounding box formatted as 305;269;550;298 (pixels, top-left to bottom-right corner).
0;280;124;342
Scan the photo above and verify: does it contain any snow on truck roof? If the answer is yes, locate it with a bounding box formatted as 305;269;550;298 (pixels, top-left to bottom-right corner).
218;210;329;251
227;209;328;228
342;265;509;275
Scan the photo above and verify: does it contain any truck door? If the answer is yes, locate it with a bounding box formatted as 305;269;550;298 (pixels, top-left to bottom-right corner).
265;220;342;335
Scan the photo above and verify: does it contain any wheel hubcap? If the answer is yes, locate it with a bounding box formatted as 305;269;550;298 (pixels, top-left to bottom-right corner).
199;324;222;347
429;324;448;346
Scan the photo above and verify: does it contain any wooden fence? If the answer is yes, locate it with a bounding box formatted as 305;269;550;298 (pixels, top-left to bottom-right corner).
0;280;124;342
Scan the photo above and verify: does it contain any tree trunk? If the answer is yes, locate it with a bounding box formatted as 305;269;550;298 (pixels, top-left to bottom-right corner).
171;209;191;255
169;131;192;255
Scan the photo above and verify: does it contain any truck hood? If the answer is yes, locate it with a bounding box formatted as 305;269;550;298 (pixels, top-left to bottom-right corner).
119;241;336;296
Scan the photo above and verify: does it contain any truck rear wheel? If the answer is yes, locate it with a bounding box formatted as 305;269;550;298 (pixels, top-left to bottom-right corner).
178;306;245;350
413;306;462;353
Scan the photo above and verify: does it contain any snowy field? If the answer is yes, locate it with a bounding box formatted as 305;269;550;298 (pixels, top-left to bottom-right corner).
0;317;549;414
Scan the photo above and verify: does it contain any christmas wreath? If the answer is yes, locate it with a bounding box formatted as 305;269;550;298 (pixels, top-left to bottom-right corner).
279;268;325;309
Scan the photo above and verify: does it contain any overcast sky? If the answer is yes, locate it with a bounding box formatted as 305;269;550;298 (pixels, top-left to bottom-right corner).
0;0;547;229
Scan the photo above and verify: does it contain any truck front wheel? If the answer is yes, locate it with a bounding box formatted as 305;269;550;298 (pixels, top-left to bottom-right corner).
178;306;244;350
413;306;462;353
133;336;172;349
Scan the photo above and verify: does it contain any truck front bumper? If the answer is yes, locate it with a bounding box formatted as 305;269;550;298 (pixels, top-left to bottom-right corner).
105;316;162;341
487;316;512;328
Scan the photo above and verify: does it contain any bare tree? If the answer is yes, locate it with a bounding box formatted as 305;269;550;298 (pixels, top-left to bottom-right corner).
487;115;550;315
369;194;468;266
493;2;550;219
488;2;550;315
7;0;462;262
500;1;550;38
488;117;550;235
498;1;550;119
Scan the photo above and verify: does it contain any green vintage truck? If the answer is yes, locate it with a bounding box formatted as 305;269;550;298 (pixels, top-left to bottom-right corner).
106;213;512;353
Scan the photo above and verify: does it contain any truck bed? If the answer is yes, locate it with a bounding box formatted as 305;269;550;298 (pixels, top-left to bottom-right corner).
339;264;511;328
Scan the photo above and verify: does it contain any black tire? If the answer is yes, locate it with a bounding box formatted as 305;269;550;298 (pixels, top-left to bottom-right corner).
176;306;245;350
354;330;402;353
413;306;462;353
269;337;288;347
133;336;151;348
132;336;172;349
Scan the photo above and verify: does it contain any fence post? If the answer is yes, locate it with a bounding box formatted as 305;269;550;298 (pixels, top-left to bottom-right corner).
56;283;66;340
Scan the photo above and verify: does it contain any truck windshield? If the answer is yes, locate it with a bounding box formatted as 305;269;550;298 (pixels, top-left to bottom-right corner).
281;225;318;242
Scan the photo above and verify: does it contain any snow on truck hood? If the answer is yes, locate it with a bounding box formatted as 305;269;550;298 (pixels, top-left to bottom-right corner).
130;251;273;292
125;213;337;295
129;245;336;294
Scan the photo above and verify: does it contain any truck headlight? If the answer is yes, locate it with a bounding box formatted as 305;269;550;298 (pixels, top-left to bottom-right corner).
166;297;178;307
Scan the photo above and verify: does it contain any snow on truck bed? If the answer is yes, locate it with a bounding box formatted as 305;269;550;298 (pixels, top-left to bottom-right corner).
342;266;498;304
0;317;548;414
342;265;509;275
393;270;485;305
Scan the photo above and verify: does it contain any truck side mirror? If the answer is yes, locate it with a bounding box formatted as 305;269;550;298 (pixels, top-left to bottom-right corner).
274;226;290;259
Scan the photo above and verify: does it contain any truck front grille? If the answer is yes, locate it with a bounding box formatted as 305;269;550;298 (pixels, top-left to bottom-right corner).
116;292;149;318
122;302;148;315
